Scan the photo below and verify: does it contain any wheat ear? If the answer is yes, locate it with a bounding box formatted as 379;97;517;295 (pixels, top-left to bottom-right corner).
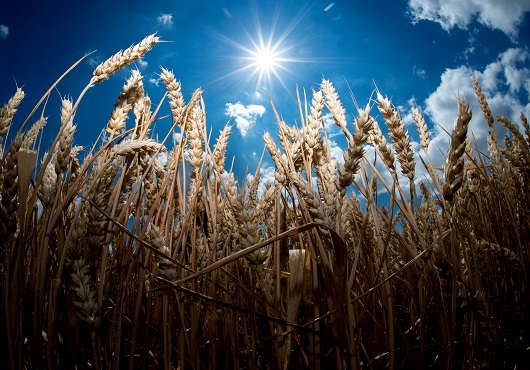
90;34;159;85
160;68;186;125
473;76;494;129
412;107;430;152
377;93;415;180
0;88;25;144
442;98;472;202
55;98;76;175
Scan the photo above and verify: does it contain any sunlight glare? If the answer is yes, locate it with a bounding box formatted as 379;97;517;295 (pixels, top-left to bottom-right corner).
252;46;278;72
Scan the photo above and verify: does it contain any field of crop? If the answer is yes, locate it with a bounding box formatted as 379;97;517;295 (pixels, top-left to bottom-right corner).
1;34;528;369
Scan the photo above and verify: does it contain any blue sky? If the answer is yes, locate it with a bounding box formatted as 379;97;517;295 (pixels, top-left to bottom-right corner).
1;0;530;191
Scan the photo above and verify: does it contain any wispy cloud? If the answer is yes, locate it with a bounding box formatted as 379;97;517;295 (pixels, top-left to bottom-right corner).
87;57;99;68
0;24;8;39
324;3;335;12
157;13;173;27
407;0;530;40
221;7;232;18
413;65;426;79
225;103;266;137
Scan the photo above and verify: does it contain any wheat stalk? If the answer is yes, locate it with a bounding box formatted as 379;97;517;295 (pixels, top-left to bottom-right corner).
412;107;430;152
160;68;186;125
55;98;76;175
0;88;25;145
442;98;472;202
90;34;159;85
377;93;415;181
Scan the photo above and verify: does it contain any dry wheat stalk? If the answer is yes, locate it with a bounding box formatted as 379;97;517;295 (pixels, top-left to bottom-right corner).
338;103;373;194
0;135;21;236
318;159;338;215
465;141;481;194
90;34;159;85
0;87;24;143
304;90;325;165
232;194;268;268
85;158;117;248
160;68;186;125
412;107;430;152
263;132;289;187
378;93;415;180
111;139;166;156
38;152;58;208
521;113;530;146
186;104;205;171
133;94;152;138
140;153;157;212
443;98;472;202
184;88;203;130
148;224;177;280
223;172;239;237
55;98;76;175
487;133;508;192
212;124;231;172
277;120;303;169
22;116;47;149
247;170;260;210
497;116;530;168
70;259;100;327
320;79;348;136
290;172;332;235
107;69;144;136
369;118;396;173
473;76;494;129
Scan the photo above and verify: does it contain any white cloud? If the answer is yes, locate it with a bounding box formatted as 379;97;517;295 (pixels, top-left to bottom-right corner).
149;77;160;86
137;59;148;68
225;103;266;137
407;0;530;39
157;14;173;27
323;112;344;139
398;97;419;127
173;131;182;143
222;7;232;18
0;25;8;39
87;57;99;68
329;140;344;164
422;47;530;169
324;3;335;12
157;152;168;168
413;65;426;79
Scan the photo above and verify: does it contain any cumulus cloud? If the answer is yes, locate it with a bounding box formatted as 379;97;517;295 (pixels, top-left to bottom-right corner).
329;140;345;164
157;13;173;27
422;47;530;169
0;24;8;39
407;0;530;39
225;103;266;137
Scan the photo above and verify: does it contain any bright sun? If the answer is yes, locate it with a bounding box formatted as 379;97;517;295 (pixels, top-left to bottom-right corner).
251;46;278;72
209;3;314;93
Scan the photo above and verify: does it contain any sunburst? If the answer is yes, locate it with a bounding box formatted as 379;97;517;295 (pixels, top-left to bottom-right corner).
208;3;313;95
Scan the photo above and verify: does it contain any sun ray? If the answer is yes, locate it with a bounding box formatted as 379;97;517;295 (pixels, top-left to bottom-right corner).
205;2;353;96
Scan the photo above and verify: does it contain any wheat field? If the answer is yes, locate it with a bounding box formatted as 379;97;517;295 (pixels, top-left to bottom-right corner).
1;34;528;369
